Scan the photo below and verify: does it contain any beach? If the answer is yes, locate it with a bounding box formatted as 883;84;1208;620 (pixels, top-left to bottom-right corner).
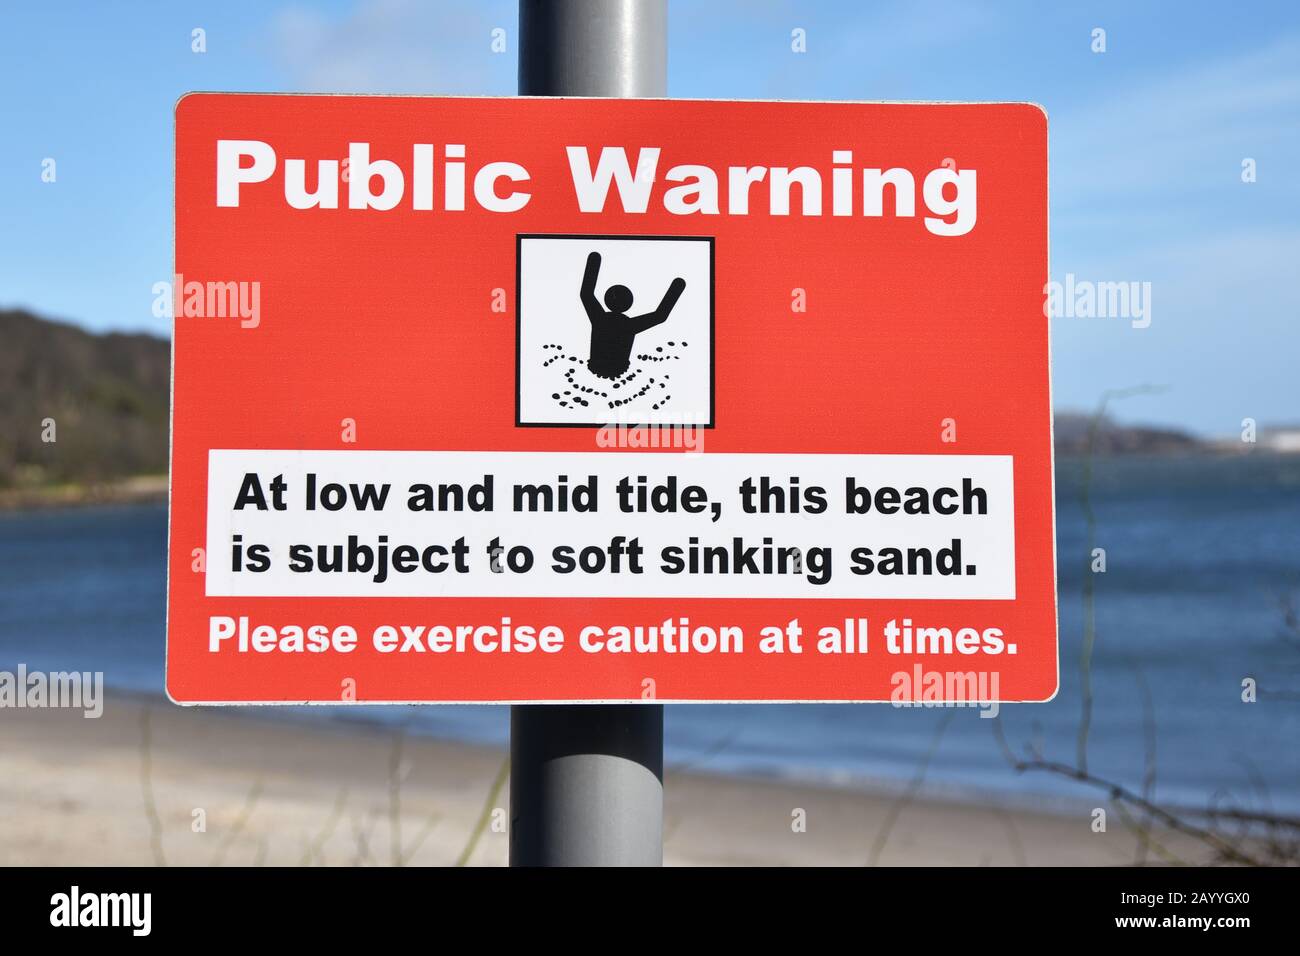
3;457;1298;868
0;691;1214;867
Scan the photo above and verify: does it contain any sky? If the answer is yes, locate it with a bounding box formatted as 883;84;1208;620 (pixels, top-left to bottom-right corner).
1;0;1297;434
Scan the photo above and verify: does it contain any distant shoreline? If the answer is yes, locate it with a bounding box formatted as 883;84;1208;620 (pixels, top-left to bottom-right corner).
3;450;1292;512
0;474;168;512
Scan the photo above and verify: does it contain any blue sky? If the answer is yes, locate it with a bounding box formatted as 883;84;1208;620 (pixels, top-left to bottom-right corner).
1;0;1296;434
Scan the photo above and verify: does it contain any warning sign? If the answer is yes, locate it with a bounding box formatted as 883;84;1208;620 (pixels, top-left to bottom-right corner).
169;94;1055;704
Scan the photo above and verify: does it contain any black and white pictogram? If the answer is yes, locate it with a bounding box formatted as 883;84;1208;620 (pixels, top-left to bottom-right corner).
516;234;714;427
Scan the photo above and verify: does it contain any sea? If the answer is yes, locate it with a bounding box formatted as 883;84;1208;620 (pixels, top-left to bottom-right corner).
2;454;1297;816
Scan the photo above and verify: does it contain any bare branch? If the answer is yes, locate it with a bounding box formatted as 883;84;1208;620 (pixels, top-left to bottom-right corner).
455;755;510;867
138;707;167;867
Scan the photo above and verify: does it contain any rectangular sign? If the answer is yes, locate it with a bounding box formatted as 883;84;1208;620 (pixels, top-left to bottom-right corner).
169;94;1055;704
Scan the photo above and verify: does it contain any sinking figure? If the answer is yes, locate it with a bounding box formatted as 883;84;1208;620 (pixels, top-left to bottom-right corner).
580;251;686;379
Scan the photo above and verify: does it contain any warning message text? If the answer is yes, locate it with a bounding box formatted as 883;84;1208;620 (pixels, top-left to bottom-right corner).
205;450;1015;600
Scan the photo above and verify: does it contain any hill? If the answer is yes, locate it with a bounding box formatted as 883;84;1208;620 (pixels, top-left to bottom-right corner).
0;310;170;489
1052;410;1202;456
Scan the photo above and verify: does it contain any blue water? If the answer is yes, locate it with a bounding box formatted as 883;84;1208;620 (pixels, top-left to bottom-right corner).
2;454;1298;814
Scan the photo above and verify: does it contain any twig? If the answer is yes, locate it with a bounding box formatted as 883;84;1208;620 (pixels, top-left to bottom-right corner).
349;811;376;866
1077;385;1167;773
211;780;264;866
867;711;954;866
990;805;1026;867
1004;755;1265;866
398;810;443;866
388;729;406;867
300;787;350;866
1132;666;1157;865
455;755;510;867
138;707;167;866
666;728;740;773
1113;798;1184;866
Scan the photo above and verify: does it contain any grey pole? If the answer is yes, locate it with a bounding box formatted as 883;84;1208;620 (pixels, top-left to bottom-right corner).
510;0;667;867
519;0;667;98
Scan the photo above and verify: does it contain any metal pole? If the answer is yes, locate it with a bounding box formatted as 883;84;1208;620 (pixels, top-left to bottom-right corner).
510;0;667;867
519;0;667;98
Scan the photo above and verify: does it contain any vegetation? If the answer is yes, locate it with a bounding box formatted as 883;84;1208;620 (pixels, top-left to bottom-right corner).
0;310;169;489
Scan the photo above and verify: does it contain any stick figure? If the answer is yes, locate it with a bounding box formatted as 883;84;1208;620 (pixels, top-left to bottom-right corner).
580;251;686;379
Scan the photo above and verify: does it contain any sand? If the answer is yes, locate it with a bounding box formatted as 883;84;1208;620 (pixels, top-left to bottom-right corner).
0;692;1213;866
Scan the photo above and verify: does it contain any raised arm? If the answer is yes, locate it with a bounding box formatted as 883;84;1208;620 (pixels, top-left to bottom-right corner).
580;252;602;320
630;277;686;333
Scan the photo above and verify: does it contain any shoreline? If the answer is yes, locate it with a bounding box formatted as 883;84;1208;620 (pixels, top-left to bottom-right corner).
0;475;168;512
0;689;1221;866
3;450;1289;513
3;450;1290;513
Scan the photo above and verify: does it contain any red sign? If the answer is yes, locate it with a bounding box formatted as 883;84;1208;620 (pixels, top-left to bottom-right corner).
168;94;1055;705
